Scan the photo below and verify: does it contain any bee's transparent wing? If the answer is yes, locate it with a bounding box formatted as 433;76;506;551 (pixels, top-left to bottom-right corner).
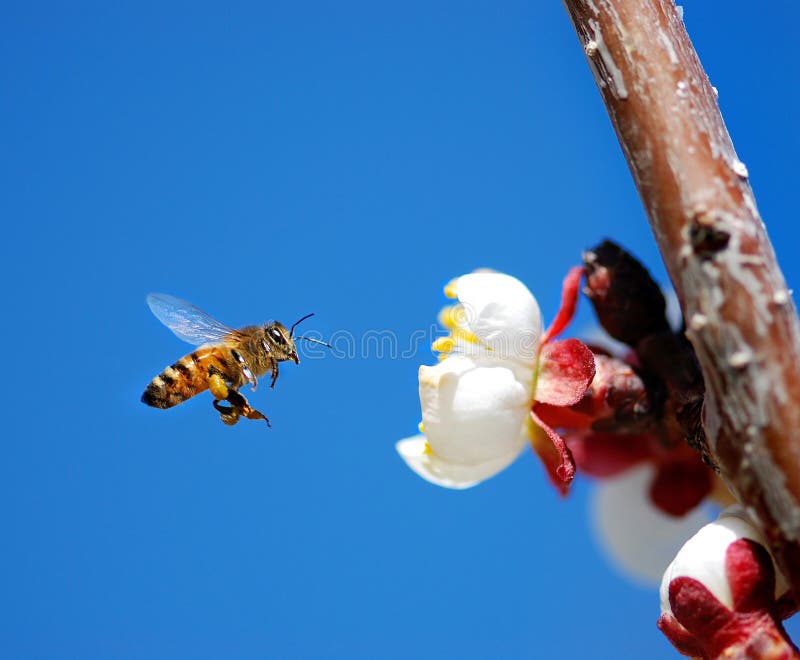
146;293;236;346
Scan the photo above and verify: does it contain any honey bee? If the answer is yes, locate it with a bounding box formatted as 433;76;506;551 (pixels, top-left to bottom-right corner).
141;293;328;426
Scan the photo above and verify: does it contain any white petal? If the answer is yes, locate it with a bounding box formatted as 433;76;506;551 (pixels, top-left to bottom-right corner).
395;434;525;489
456;272;543;364
659;505;790;615
592;464;712;585
419;355;533;467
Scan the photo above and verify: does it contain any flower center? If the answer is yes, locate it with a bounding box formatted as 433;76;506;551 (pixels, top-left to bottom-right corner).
432;303;489;358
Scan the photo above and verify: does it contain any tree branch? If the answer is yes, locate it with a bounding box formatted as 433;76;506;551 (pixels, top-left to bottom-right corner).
561;0;800;596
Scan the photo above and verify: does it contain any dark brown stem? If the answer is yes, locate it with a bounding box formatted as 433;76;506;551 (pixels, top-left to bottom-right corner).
562;0;800;598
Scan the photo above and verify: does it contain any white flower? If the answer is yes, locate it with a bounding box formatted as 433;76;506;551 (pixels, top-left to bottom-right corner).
592;465;711;584
396;272;543;489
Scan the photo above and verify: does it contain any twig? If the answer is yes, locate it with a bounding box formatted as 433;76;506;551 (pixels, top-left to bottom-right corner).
561;0;800;597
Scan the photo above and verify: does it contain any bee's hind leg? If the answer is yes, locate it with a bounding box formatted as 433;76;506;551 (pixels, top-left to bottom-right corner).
213;398;242;426
208;372;230;401
208;370;242;426
207;369;270;427
210;386;271;428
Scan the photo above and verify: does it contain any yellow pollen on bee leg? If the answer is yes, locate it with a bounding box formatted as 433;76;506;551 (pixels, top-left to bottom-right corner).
423;441;433;455
208;373;229;400
443;278;458;299
418;421;425;433
431;336;456;353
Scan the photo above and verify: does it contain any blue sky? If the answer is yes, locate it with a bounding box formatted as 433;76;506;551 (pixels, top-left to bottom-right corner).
2;2;798;658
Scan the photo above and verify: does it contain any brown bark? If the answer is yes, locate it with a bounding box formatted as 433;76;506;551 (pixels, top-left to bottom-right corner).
561;0;800;597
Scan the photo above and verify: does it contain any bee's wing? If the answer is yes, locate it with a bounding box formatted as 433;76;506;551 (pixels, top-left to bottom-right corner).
146;293;236;346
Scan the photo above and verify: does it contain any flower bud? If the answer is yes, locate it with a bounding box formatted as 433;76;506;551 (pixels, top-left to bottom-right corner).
658;506;796;659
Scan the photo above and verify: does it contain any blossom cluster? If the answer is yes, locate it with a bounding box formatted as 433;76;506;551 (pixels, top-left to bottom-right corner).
394;243;798;659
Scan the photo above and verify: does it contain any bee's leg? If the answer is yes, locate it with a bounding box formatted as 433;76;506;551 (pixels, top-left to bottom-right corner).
232;350;258;392
246;368;258;392
208;372;230;401
213;399;241;426
225;389;271;427
269;361;280;389
241;406;271;426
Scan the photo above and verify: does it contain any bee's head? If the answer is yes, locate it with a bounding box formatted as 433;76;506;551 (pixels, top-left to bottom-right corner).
286;313;333;357
263;322;299;363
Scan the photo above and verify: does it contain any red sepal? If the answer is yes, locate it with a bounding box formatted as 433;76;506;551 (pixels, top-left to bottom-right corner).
650;460;713;518
727;539;775;613
542;266;583;344
568;431;652;477
533;403;593;431
657;612;706;659
530;409;576;496
535;338;596;406
667;575;732;659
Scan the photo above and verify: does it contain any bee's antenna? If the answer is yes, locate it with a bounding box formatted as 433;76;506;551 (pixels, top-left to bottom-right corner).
294;336;334;349
289;312;315;337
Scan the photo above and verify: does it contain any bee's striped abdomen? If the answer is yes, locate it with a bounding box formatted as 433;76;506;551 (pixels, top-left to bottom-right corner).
141;348;232;409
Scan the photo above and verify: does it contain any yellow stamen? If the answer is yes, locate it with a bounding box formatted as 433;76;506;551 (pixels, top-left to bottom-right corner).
418;421;425;433
432;336;456;353
450;327;480;345
443;278;459;299
438;304;466;329
423;441;433;455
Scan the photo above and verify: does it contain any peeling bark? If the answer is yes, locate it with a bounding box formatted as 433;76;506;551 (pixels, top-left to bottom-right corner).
562;0;800;597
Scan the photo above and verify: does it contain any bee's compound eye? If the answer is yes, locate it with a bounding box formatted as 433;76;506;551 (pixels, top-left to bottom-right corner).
270;328;284;343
